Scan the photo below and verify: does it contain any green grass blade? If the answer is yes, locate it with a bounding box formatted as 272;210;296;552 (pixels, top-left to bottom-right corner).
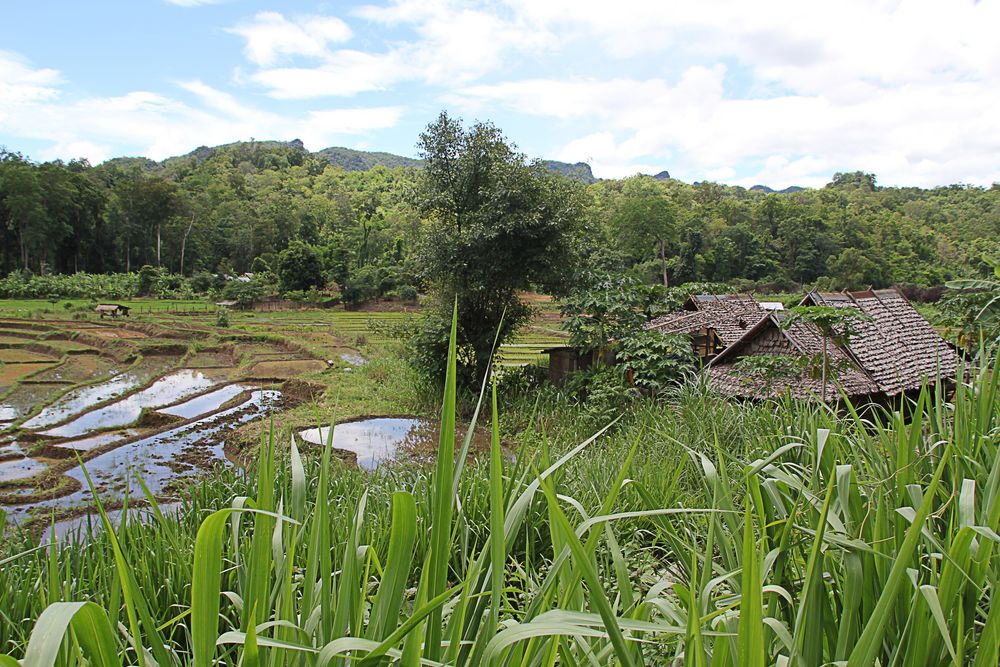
22;601;119;667
424;300;458;661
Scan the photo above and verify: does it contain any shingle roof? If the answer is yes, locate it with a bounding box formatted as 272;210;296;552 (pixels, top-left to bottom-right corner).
802;288;959;395
645;293;765;345
705;313;880;400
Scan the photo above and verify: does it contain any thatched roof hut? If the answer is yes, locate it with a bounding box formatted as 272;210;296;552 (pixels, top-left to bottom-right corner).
645;293;768;360
705;288;959;402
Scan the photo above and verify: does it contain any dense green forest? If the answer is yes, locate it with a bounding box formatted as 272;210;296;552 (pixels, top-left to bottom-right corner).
1;140;998;295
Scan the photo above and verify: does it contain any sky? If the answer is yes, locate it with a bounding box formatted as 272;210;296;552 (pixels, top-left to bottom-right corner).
1;0;998;189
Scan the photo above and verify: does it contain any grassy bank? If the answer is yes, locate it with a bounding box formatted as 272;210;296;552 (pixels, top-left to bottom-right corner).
1;322;998;664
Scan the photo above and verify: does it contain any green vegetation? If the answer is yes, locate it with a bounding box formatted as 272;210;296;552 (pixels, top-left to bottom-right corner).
1;314;997;664
3;116;999;665
410;113;583;386
3;131;999;302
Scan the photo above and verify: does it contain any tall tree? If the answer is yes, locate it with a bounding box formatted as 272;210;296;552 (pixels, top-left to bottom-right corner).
412;111;583;385
612;175;678;286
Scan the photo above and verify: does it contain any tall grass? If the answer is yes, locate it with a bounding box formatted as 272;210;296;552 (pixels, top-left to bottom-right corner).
0;314;997;664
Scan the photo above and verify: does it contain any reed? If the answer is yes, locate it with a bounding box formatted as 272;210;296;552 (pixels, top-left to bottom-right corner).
0;314;997;665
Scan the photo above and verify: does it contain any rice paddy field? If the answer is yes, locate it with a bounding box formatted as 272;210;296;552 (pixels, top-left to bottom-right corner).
0;297;997;665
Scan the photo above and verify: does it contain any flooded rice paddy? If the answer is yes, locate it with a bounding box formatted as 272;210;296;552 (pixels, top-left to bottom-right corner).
299;418;425;470
0;316;331;534
298;417;490;471
39;369;221;438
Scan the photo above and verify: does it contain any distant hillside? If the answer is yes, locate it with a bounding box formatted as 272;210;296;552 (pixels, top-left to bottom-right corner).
750;184;805;194
313;146;423;171
541;160;598;184
144;140;600;183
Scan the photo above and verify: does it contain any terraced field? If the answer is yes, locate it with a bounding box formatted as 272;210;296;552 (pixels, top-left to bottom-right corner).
0;296;567;535
0;315;331;532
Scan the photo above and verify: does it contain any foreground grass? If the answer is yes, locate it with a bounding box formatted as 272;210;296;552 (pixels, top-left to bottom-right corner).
0;322;997;664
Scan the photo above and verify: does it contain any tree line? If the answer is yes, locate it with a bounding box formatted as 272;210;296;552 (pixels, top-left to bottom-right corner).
1;132;998;297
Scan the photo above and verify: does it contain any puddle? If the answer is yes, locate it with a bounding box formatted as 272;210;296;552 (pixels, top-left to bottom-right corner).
340;352;367;366
3;390;282;522
40;370;219;438
299;418;431;470
0;406;17;421
0;456;46;482
159;384;248;419
53;431;137;452
38;502;182;545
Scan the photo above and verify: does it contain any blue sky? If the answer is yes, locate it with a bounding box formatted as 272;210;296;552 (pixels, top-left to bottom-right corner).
2;0;998;188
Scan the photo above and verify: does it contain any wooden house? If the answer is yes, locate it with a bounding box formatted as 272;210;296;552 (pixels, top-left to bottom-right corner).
644;293;768;361
705;288;959;402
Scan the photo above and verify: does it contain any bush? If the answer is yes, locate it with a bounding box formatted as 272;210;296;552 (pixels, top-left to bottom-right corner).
394;284;419;302
563;365;636;423
215;308;230;328
137;265;158;296
617;329;697;394
276;241;324;293
341;265;382;307
0;271;139;299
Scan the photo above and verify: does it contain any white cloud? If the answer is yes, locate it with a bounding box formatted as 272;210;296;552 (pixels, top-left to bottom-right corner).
0;51;61;109
226;11;352;67
0;54;402;163
438;0;1000;187
232;3;555;99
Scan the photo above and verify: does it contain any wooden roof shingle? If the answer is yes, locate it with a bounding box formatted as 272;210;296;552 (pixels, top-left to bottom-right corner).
645;293;766;345
802;288;958;395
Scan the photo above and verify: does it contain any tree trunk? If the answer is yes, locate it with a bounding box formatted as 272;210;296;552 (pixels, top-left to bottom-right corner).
179;214;194;276
126;238;131;273
659;239;669;288
156;223;161;267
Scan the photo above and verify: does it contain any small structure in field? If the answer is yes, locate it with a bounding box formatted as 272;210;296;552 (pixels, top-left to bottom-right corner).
705;288;959;403
544;347;617;386
644;293;768;361
214;300;239;309
95;304;130;319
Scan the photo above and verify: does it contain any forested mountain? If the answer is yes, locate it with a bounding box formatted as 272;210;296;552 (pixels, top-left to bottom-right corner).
0;140;997;298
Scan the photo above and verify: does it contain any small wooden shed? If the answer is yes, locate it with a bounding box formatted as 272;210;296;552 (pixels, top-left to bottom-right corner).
95;304;130;318
544;346;617;386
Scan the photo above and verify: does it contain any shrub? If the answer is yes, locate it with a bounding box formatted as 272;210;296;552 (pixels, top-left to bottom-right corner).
341;265;382;307
617;329;697;394
276;241;324;293
137;265;158;296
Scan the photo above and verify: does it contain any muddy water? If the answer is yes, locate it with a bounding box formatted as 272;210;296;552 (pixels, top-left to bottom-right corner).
22;358;177;430
22;375;142;429
4;390;281;522
53;430;138;452
340;352;367;366
299;418;430;470
0;456;47;482
159;384;248;419
40;370;220;438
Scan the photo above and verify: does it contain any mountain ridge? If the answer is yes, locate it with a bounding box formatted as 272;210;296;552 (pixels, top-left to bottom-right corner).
98;139;802;192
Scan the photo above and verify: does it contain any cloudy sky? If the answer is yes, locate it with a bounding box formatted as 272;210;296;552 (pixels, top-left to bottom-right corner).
2;0;998;188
